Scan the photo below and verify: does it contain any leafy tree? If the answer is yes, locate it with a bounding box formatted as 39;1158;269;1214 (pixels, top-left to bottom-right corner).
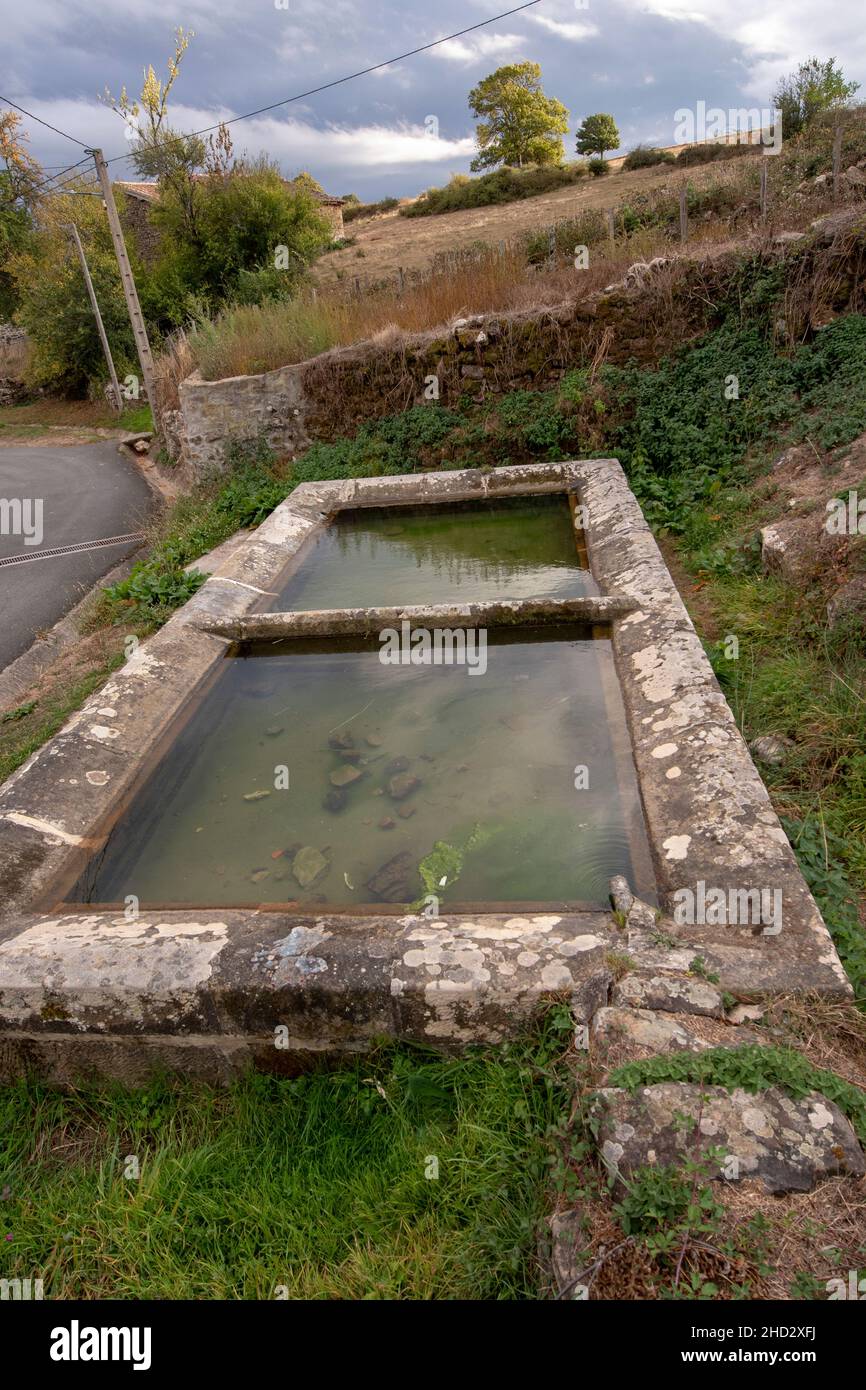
152;157;331;311
771;57;860;138
468;62;569;171
0;112;42;318
575;113;620;161
8;184;139;394
291;170;326;197
103;27;210;247
104;31;331;322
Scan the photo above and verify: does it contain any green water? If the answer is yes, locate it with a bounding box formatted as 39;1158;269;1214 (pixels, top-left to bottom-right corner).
272;495;598;610
70;628;655;910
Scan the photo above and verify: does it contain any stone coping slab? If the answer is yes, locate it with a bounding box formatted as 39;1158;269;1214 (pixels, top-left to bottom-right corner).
0;460;851;1077
197;594;635;642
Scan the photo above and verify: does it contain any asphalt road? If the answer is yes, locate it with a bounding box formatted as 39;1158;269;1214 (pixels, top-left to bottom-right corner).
0;442;154;674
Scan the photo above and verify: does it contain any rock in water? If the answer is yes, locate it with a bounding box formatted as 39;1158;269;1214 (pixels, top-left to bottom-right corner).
384;755;410;775
330;764;363;787
323;787;347;813
365;733;383;747
365;851;414;902
243;789;271;801
328;731;355;750
292;846;329;889
388;773;420;801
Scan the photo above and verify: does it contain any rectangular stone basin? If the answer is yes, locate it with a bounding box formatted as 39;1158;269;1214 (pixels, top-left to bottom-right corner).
270;493;599;610
64;625;655;912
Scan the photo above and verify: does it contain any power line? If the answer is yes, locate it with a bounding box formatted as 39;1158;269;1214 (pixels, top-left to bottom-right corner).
27;154;94;197
3;2;542;194
0;95;88;146
97;2;543;166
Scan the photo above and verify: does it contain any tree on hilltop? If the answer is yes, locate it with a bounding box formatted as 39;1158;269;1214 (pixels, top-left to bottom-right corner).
575;113;620;161
468;62;569;171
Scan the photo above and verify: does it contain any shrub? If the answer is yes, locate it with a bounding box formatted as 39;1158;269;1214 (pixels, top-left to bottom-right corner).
525;207;607;262
151;156;332;312
400;163;585;218
343;196;399;223
623;145;675;170
291;405;466;482
9;185;140;395
588;157;609;177
677;141;763;167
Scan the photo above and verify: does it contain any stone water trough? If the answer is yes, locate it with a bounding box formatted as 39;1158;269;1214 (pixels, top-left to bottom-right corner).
0;460;855;1120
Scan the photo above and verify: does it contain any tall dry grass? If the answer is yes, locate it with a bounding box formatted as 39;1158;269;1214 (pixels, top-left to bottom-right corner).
159;230;703;399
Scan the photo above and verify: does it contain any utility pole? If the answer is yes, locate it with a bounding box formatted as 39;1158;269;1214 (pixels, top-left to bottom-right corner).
65;223;123;415
88;147;156;411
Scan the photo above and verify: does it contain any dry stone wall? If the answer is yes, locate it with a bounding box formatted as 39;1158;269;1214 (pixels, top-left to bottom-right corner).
168;255;737;477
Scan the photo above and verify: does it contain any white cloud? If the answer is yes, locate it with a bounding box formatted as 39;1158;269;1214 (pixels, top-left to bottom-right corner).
528;15;599;42
433;32;526;64
616;0;866;97
13;97;475;177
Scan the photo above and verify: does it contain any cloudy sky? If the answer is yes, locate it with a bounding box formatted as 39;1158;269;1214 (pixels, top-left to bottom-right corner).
3;0;864;199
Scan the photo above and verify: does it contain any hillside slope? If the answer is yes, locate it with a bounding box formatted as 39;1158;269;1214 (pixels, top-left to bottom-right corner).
314;159;749;287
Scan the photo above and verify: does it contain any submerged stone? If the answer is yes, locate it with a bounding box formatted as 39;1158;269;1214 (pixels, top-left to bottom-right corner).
292;846;329;889
243;789;271;801
366;850;414;902
330;764;363;788
328;731;355;751
323;787;347;813
384;755;410;775
388;773;420;801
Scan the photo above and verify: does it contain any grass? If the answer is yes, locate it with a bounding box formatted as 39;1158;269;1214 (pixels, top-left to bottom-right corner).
0;400;153;436
4;171;866;1305
161;225;719;392
0;651;125;784
0;1015;576;1300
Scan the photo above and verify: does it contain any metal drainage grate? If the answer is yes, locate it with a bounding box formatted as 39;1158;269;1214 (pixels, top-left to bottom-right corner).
0;532;146;568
